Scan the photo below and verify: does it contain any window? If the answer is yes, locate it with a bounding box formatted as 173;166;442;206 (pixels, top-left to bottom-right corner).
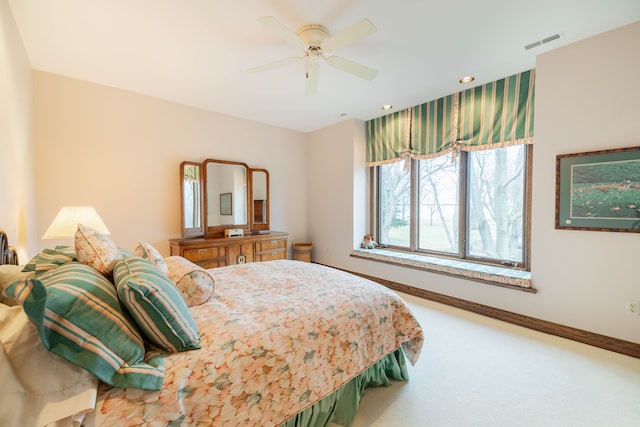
375;144;532;269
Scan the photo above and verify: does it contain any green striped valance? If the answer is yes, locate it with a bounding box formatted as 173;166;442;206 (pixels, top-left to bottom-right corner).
457;69;535;149
410;94;457;160
365;108;412;165
366;69;535;165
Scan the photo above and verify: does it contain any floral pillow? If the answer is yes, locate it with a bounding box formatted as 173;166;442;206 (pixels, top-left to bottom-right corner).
75;224;123;275
134;241;169;276
165;256;215;306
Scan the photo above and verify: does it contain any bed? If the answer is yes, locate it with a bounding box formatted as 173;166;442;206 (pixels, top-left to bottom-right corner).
0;227;423;427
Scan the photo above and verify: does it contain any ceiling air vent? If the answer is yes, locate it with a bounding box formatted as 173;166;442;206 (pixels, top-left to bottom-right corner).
524;33;562;51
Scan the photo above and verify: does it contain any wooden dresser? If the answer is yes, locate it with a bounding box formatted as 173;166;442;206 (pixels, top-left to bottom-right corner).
169;231;288;269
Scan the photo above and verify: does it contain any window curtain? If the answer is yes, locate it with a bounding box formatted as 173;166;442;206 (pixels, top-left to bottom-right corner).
457;69;535;150
410;94;457;160
365;108;412;165
366;69;535;166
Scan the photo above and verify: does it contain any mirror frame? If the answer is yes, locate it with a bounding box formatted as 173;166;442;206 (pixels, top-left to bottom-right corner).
180;161;204;237
203;159;251;236
250;168;270;231
180;159;272;237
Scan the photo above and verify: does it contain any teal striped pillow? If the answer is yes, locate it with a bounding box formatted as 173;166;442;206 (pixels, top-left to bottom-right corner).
21;246;129;274
54;245;78;259
22;247;76;273
114;256;200;353
32;248;76;277
5;262;165;390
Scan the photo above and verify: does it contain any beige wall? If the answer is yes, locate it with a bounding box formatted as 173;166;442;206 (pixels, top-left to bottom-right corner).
308;22;640;344
0;0;37;262
32;72;308;256
307;119;368;265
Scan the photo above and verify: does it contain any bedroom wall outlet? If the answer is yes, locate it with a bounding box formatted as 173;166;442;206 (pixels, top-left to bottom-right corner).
625;300;640;316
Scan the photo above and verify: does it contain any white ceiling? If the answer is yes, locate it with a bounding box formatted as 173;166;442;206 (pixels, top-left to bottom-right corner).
8;0;640;133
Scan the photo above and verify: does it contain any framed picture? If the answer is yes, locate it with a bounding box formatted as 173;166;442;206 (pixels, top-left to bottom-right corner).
220;193;232;216
556;146;640;232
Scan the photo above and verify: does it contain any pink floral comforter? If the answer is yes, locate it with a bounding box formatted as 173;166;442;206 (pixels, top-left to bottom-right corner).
94;260;423;426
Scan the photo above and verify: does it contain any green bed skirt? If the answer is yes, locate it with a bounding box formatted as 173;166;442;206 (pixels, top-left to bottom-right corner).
280;347;409;427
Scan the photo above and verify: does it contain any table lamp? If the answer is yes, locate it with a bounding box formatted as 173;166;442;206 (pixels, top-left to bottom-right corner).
42;206;110;239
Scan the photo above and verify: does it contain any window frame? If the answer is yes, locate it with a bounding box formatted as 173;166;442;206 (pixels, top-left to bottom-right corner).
371;145;533;271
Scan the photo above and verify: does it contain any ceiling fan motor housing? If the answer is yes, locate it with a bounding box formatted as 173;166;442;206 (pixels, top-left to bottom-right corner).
296;24;329;48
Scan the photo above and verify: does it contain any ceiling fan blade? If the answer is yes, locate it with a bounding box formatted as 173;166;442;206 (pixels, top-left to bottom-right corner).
305;64;319;96
326;56;378;80
257;16;308;51
247;56;303;74
321;19;377;52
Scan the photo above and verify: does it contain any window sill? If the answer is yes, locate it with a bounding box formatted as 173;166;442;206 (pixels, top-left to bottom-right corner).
350;248;535;293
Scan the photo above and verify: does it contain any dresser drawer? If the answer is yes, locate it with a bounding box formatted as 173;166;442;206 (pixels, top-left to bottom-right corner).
184;246;225;262
197;259;226;269
170;232;288;269
258;250;286;262
256;239;286;252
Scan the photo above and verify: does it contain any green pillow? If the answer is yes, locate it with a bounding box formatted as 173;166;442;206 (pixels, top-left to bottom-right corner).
33;248;76;277
5;262;165;390
23;246;132;274
54;245;78;259
113;256;200;353
22;247;77;274
21;255;37;272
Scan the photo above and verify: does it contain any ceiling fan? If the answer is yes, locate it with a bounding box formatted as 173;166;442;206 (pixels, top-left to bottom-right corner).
248;16;378;95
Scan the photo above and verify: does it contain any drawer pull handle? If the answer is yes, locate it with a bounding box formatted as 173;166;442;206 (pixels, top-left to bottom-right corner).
197;249;208;254
270;241;278;245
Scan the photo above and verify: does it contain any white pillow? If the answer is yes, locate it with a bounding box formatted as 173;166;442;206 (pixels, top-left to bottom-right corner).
0;303;98;426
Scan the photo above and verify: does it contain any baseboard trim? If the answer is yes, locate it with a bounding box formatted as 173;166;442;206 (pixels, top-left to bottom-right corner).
331;265;640;359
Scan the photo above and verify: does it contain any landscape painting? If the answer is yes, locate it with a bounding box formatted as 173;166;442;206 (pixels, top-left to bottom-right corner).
556;146;640;232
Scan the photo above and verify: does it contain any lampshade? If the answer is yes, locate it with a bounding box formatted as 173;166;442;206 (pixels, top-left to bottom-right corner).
42;206;110;239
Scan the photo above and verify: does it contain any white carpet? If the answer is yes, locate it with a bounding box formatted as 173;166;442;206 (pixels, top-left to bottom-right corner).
350;292;640;427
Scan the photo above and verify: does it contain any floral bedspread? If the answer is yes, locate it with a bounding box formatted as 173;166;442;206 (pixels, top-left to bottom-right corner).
94;260;423;427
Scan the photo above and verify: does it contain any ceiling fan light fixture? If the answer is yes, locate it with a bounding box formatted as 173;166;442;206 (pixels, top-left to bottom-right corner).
459;76;475;84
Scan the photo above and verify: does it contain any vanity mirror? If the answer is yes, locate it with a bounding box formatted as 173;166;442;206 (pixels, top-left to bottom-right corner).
203;159;249;236
175;159;286;268
180;161;204;237
250;168;270;231
180;159;271;237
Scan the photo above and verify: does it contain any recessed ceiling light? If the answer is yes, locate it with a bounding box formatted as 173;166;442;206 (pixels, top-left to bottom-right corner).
382;105;393;110
459;76;475;84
